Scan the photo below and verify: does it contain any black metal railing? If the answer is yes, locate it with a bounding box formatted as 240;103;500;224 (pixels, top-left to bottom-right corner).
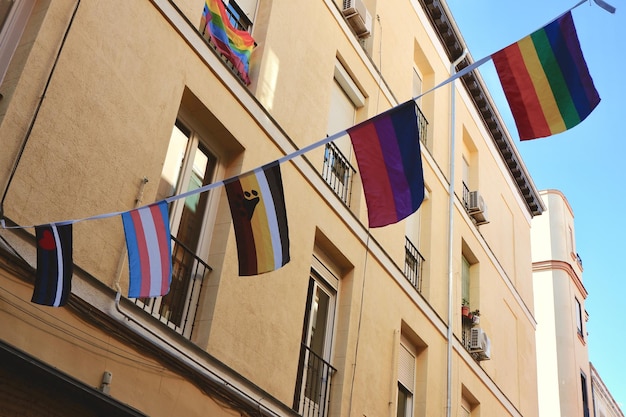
404;237;425;293
576;253;583;268
462;181;471;210
416;104;429;149
199;0;253;84
322;142;356;206
294;344;336;417
223;0;252;31
133;235;212;339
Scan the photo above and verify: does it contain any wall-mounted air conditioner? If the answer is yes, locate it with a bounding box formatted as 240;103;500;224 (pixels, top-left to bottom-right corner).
342;0;373;39
469;327;491;361
468;190;489;225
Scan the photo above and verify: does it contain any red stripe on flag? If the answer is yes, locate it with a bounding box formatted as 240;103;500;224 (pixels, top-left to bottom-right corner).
493;43;551;140
129;209;151;297
349;121;397;227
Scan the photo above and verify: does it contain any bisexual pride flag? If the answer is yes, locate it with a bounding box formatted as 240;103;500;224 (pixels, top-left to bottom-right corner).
347;101;425;228
492;11;600;140
122;202;172;298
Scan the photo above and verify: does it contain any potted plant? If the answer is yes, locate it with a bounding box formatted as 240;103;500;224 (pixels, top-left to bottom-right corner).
470;309;480;324
461;299;470;317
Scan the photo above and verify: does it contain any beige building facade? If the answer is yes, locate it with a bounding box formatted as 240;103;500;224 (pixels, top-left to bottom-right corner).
591;363;625;417
0;1;544;416
532;190;623;417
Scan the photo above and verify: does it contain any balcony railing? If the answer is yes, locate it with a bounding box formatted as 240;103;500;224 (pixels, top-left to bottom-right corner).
404;237;425;293
462;181;471;210
416;104;429;149
322;142;356;206
133;235;212;339
294;344;336;417
199;0;253;84
223;0;252;31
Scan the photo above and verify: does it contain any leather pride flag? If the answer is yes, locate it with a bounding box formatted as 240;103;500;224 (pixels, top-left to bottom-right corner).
225;161;290;276
33;224;73;307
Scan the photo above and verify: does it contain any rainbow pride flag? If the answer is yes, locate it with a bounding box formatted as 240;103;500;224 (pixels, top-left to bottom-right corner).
492;11;600;140
201;0;255;84
347;101;425;228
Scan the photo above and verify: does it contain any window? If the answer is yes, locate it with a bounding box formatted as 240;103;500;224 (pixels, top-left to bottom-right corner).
397;343;415;417
404;236;424;293
134;119;216;337
322;61;363;206
575;298;583;338
461;132;478;213
0;0;34;85
460;386;479;416
294;268;337;417
460;245;479;350
412;67;429;148
581;371;590;417
223;0;254;31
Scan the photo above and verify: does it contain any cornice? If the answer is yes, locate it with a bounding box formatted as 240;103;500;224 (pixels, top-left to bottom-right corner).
418;0;545;217
533;259;588;299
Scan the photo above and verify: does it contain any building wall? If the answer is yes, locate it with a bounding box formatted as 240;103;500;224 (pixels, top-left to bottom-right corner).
532;190;593;417
591;363;625;417
0;0;542;416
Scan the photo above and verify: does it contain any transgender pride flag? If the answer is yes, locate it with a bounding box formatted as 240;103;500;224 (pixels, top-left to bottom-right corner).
122;201;172;298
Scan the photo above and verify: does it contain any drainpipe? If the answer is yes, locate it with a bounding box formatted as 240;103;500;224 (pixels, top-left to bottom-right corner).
446;48;468;417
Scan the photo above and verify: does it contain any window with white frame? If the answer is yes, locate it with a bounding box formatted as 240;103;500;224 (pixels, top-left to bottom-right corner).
295;259;338;417
223;0;257;31
322;60;364;206
0;0;35;85
575;298;583;338
134;118;219;338
397;342;416;417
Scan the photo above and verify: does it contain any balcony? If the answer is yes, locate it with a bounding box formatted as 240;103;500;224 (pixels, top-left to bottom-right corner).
462;182;471;210
322;142;356;206
416;104;429;149
133;235;212;339
404;237;425;293
199;0;254;84
223;0;252;31
294;344;336;417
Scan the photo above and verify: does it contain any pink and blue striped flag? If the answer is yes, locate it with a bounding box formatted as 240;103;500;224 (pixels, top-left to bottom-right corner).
347;100;425;228
122;202;172;298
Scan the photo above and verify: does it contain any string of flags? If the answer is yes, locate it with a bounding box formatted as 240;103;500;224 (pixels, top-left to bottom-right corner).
1;0;613;307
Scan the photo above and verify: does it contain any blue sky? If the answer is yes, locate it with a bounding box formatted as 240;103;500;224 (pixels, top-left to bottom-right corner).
445;0;626;409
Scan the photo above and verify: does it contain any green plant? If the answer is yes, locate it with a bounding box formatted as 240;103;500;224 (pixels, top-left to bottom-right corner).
462;298;470;307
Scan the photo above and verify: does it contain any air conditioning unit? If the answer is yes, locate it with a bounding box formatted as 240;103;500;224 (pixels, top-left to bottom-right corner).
469;327;491;361
342;0;373;39
468;190;484;213
468;190;489;225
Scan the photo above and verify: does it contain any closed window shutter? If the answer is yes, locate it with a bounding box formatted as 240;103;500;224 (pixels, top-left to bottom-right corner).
398;343;415;393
